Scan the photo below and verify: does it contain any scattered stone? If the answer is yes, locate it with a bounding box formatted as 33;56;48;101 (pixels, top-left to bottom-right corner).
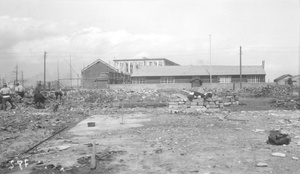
154;149;163;154
253;129;265;132
292;157;299;160
56;145;71;151
256;162;268;167
271;152;286;158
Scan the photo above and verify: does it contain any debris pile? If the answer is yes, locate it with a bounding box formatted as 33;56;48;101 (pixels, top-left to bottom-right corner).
239;85;299;98
269;98;300;110
168;93;240;114
267;130;291;145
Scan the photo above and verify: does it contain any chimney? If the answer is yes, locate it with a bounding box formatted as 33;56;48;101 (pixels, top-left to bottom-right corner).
262;60;265;69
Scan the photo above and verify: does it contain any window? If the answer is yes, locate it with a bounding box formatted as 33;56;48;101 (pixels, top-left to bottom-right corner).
138;62;144;66
219;76;232;83
160;77;175;84
132;78;146;84
130;64;133;73
158;61;163;66
125;63;128;73
247;75;264;83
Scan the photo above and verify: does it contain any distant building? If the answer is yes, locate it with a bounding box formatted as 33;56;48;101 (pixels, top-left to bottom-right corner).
113;57;179;74
291;75;300;86
131;64;266;85
273;74;293;85
81;59;130;89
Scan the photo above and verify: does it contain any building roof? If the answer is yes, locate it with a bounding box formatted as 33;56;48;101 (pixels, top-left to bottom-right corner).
113;58;180;65
131;65;266;77
292;75;300;80
273;74;292;82
81;59;118;73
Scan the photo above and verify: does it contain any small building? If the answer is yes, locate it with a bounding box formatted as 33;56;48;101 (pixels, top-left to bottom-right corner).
131;65;266;84
273;74;293;85
291;75;300;86
81;59;130;89
113;57;179;74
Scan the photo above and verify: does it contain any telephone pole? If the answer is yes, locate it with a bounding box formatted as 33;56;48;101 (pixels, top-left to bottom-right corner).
70;54;72;88
44;51;47;90
15;64;18;84
21;71;24;86
57;60;60;89
209;34;212;84
239;46;242;89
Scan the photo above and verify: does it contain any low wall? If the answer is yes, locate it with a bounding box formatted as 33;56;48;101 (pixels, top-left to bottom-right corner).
202;82;276;90
109;83;191;90
109;82;276;91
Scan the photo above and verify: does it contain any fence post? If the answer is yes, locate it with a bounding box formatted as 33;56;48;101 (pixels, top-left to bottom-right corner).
233;82;235;91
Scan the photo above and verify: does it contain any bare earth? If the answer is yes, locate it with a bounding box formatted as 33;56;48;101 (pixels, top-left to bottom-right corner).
4;97;300;174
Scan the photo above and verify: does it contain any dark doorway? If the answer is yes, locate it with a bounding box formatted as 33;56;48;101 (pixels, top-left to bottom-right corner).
191;78;202;87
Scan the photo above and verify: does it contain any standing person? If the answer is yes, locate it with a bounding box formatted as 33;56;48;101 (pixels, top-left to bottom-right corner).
33;90;46;108
15;83;25;100
0;84;16;109
34;83;42;95
55;89;63;101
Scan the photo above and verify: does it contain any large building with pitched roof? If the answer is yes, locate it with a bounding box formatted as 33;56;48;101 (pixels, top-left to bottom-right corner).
131;63;266;85
81;59;130;88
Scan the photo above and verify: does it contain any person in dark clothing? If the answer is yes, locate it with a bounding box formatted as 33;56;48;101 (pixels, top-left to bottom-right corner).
34;83;42;95
55;90;63;100
34;91;46;108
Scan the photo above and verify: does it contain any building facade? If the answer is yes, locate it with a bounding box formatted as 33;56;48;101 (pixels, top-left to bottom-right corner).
81;59;130;88
113;57;179;74
131;64;266;85
291;75;300;86
273;74;293;85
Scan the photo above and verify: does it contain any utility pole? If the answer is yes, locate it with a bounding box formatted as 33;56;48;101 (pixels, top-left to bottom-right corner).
57;60;60;89
209;34;212;84
44;51;47;90
77;74;79;87
64;58;80;88
15;64;18;84
239;46;242;89
70;54;72;88
21;71;24;86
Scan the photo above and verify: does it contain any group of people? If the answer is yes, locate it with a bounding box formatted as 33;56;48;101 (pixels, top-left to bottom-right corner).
0;82;64;110
0;83;24;109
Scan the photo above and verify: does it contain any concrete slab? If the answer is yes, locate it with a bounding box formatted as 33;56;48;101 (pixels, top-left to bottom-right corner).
29;113;151;169
69;114;151;136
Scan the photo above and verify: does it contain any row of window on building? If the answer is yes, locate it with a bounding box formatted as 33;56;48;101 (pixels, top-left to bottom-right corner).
116;60;165;74
132;75;264;84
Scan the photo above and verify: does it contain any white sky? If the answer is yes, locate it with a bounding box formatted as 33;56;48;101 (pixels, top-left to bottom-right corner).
0;0;299;85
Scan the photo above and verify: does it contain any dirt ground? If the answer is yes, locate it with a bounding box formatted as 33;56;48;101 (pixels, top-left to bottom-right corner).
2;97;300;174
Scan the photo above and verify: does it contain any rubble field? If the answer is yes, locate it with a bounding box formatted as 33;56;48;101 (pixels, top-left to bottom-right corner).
0;86;300;174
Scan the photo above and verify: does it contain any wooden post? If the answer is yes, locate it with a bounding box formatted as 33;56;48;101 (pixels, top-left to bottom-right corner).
90;142;97;169
239;46;242;89
121;99;124;124
44;51;47;90
2;98;5;111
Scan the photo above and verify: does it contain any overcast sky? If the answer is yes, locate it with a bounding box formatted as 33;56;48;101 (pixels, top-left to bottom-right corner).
0;0;299;86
